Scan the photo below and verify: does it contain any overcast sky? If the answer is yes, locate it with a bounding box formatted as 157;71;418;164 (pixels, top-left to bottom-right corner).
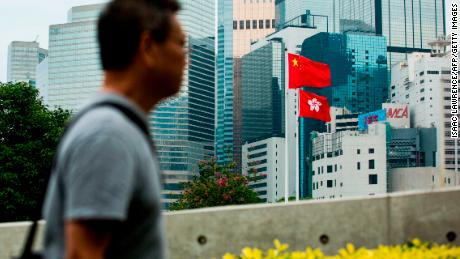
0;0;455;83
0;0;107;82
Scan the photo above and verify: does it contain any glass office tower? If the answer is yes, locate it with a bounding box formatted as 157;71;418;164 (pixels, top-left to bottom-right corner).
7;41;48;86
48;4;104;111
159;0;216;208
241;40;284;144
299;32;388;197
275;0;445;66
216;0;234;164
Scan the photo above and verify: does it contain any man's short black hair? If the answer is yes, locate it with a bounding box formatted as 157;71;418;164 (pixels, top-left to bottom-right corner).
98;0;180;70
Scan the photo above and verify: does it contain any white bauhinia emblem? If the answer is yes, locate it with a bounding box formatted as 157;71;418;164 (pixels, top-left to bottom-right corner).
308;98;322;112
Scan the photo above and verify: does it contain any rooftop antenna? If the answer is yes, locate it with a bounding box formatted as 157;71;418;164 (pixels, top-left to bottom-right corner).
34;35;39;43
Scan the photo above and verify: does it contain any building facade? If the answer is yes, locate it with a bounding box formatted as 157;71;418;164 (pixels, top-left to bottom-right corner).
216;0;234;164
311;123;388;200
157;0;216;208
241;40;284;144
389;167;457;192
275;0;446;66
35;57;49;105
47;4;104;111
242;136;287;202
7;41;47;86
232;0;276;172
390;47;457;173
300;32;388;197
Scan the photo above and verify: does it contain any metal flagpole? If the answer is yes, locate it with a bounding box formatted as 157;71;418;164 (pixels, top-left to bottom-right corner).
295;88;300;201
284;48;289;204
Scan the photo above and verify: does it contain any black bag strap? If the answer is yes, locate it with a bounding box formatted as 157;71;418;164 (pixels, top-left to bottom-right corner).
19;101;152;259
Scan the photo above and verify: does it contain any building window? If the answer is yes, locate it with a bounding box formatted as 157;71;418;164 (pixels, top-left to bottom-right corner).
265;19;270;28
334;164;337;172
357;149;360;154
420;79;424;84
369;174;378;184
427;70;439;74
252;20;257;29
357;162;361;170
239;20;244;29
259;20;264;28
369;148;374;154
272;19;275;28
233;20;237;30
317;167;320;175
369;159;375;169
419;71;424;76
320;181;323;186
327;180;333;188
246;20;250;29
327;165;333;173
448;178;451;184
340;182;343;187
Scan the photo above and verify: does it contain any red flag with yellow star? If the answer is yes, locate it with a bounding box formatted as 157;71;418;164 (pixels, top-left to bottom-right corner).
288;53;331;89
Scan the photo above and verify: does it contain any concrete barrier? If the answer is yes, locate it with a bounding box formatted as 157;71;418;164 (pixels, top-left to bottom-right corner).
1;188;459;259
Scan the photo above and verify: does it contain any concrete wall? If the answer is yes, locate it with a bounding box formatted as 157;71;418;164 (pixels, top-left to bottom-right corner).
390;167;458;192
1;188;460;259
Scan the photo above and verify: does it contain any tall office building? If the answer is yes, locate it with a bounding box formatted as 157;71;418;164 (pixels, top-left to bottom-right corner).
7;41;47;86
232;0;276;172
216;0;234;164
275;0;446;66
300;32;388;197
159;0;216;208
390;39;457;173
48;4;104;111
47;2;216;208
241;40;283;145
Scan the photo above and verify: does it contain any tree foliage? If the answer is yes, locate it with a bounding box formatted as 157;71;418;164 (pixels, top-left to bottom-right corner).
0;82;70;222
169;158;262;210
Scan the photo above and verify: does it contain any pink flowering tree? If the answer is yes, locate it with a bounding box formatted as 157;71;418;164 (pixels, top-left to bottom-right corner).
168;158;261;210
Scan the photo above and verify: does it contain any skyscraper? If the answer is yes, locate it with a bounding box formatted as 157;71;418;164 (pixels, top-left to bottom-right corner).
36;57;49;105
158;0;216;208
47;2;216;208
216;0;234;164
241;40;283;144
7;41;47;86
275;0;446;65
300;32;388;197
232;0;276;172
48;4;104;111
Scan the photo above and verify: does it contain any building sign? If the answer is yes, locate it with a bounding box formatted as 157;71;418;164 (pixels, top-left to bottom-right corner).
358;109;386;131
382;103;410;128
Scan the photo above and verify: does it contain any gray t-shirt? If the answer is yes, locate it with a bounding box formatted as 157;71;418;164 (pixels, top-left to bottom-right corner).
42;92;165;259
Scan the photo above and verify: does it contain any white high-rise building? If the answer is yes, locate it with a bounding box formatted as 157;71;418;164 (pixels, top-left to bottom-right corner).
311;123;388;200
47;4;105;111
390;38;457;173
7;41;47;85
242;136;287;202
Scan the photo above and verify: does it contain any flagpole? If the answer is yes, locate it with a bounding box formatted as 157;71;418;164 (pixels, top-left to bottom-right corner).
284;48;289;204
296;87;300;201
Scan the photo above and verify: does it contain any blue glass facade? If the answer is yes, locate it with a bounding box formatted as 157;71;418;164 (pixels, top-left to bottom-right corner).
216;0;234;164
299;32;388;197
275;0;445;66
157;0;216;208
241;40;284;144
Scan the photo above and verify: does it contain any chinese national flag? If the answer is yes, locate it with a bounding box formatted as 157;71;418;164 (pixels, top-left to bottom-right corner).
299;90;331;122
288;53;331;89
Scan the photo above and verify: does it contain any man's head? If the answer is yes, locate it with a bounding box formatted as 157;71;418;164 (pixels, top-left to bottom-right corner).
98;0;186;101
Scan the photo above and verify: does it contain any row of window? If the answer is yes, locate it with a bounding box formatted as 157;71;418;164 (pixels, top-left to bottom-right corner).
233;19;275;30
357;148;374;154
313;174;378;191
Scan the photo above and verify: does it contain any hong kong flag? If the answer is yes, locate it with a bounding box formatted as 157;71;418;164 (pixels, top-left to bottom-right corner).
288;53;331;89
299;90;331;122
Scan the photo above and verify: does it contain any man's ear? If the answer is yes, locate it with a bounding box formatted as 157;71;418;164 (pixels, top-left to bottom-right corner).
139;31;158;67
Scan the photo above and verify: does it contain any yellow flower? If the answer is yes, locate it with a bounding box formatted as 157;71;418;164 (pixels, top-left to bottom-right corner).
222;253;237;259
242;247;263;259
273;239;289;252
